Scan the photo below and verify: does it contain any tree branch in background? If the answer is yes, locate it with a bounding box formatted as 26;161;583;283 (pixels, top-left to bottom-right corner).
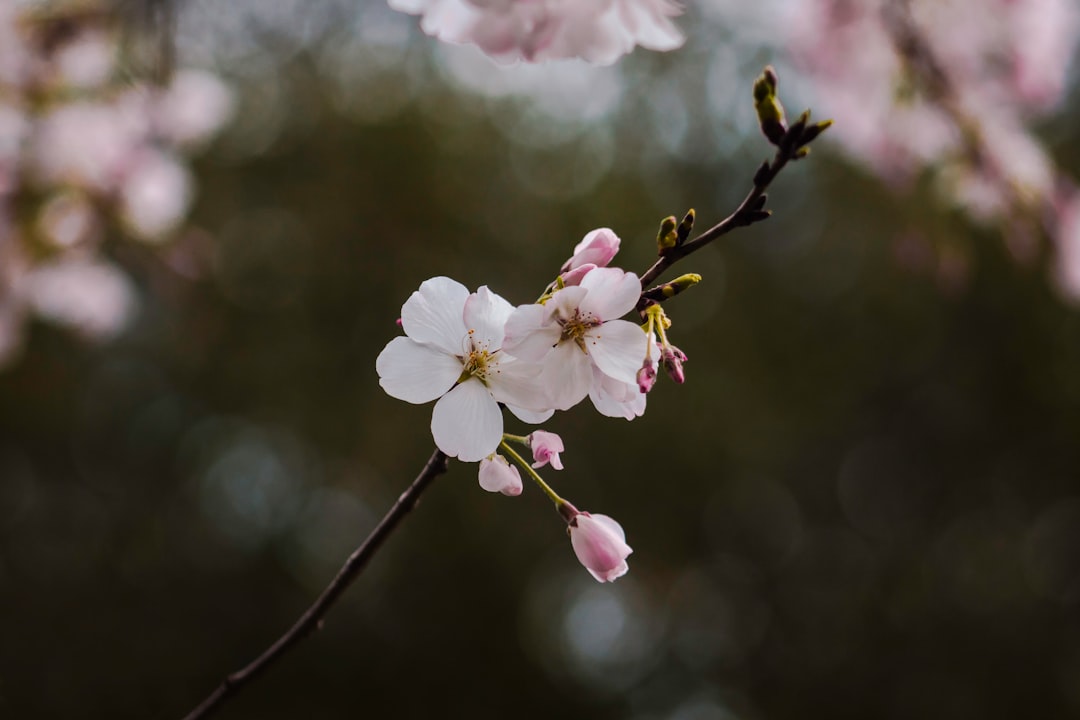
183;448;450;720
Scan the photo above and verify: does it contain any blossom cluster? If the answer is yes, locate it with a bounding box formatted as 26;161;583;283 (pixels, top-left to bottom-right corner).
0;2;234;368
387;0;685;65
786;0;1080;295
377;227;688;581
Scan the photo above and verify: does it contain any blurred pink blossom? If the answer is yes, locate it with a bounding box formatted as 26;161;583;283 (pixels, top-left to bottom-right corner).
23;258;137;341
388;0;684;65
0;2;234;367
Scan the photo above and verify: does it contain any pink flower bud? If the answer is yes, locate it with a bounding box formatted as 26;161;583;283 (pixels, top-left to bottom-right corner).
636;358;657;393
559;263;596;287
568;511;633;583
478;454;522;496
661;346;686;384
560;228;620;273
528;430;565;470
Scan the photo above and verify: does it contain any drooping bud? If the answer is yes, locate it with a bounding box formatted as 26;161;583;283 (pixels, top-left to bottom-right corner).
661;345;686;384
656;215;678;253
753;65;787;145
478;454;523;496
636;357;657;393
567;511;633;583
527;430;565;470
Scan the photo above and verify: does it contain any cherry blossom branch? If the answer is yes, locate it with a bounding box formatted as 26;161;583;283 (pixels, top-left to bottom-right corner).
182;448;450;720
637;68;831;301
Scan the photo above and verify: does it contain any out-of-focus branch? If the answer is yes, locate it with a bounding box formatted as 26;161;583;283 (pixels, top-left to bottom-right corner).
882;0;1041;222
182;448;450;720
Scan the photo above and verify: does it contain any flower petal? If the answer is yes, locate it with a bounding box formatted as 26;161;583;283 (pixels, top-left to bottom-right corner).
589;368;646;420
506;404;555;424
376;336;461;403
503;303;560;362
488;354;550;411
587;319;647;385
400;276;469;354
541;341;593;411
478;454;522;496
579;267;640;320
431;378;503;462
464;285;514;348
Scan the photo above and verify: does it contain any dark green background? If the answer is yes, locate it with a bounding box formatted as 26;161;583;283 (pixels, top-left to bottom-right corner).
2;3;1080;718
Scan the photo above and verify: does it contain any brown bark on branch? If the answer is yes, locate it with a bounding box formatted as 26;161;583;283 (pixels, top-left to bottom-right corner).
182;448;450;720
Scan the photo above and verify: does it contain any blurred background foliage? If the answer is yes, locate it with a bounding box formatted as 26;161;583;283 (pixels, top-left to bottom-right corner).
3;1;1080;718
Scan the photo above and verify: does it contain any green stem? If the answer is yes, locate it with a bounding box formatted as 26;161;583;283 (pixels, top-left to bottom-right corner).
500;440;565;507
501;433;531;446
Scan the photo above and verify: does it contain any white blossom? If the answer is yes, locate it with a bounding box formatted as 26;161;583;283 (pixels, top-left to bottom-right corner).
503;267;647;411
376;277;551;462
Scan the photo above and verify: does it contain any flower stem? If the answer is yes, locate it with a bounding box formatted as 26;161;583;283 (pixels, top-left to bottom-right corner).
500;440;565;508
501;433;531;446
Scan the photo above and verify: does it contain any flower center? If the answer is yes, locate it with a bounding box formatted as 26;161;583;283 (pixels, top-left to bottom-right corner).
558;310;601;353
459;329;496;383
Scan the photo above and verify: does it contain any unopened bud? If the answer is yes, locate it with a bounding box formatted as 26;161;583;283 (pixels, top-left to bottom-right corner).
659;273;702;299
676;209;695;244
560;263;596;286
753;65;787;145
637;358;657;393
662;346;686;384
657;215;678;253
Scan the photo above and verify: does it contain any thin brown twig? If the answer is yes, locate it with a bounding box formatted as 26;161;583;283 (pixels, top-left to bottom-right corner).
635;136;806;313
182;447;450;720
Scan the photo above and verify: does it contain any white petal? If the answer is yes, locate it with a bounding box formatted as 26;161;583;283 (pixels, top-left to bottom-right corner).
431;378;503;462
546;285;589;321
587;319;647;385
400;276;469;355
503;304;560;362
580;267;640;320
589;368;646;420
488;354;551;411
464;285;514;348
541;341;593;411
376;336;461;404
506;404;555;424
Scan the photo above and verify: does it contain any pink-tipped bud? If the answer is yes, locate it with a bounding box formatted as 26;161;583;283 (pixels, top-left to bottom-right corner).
568;511;633;583
478;454;522;496
560;228;620;273
636;358;657;393
662;346;686;384
559;263;596;287
395;317;403;327
527;430;565;470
